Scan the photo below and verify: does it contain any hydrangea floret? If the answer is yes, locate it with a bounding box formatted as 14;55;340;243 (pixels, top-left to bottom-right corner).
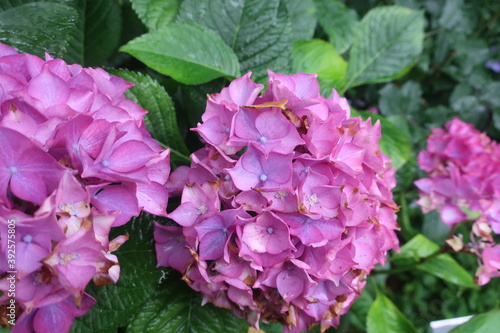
155;71;400;332
0;43;170;332
416;118;500;285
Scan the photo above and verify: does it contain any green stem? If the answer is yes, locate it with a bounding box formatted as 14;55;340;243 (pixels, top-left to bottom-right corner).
160;143;191;164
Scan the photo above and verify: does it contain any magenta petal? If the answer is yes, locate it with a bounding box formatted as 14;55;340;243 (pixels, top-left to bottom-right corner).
241;212;293;254
33;295;94;333
10;171;49;205
154;222;194;272
169;202;202;227
0;127;66;205
195;209;250;261
198;229;228;260
232;108;260;141
15;242;47;278
79;119;114;158
89;184;139;226
106;140;156;173
136;182;168;216
0;43;18;56
12;309;36;333
276;266;306;302
440;204;467;225
27;67;70;108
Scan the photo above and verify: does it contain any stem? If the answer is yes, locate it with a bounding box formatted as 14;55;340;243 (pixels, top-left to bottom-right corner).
159;143;191;164
424;29;442;38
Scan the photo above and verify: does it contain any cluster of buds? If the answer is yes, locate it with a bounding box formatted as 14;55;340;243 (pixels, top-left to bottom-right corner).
0;43;170;332
155;71;400;332
416;118;500;285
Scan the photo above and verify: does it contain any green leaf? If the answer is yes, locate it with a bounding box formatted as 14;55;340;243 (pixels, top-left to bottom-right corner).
64;0;122;66
396;234;478;288
292;39;347;90
286;0;317;42
342;6;424;93
314;0;359;54
176;0;292;82
108;69;191;165
0;1;78;58
397;234;443;260
71;214;167;332
367;292;417;333
130;0;180;31
449;83;488;127
421;210;452;244
419;255;478;289
379;81;422;118
438;0;474;34
350;110;412;169
450;311;500;333
480;81;500;109
127;275;249;333
121;23;241;85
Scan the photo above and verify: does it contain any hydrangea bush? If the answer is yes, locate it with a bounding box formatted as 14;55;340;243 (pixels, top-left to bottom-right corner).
155;71;400;332
0;43;170;332
416;118;500;286
1;0;500;332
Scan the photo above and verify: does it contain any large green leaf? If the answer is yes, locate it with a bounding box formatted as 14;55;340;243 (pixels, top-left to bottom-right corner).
71;214;166;332
293;39;347;91
0;1;78;58
64;0;122;66
450;311;500;333
130;0;180;31
350;110;412;169
286;0;317;42
314;0;359;54
108;69;191;166
127;275;249;333
367;292;417;333
176;0;292;82
395;234;477;288
342;6;424;93
121;23;241;85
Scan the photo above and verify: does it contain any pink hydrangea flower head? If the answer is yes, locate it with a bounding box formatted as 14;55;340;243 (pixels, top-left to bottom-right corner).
156;72;399;332
0;43;170;332
416;117;500;285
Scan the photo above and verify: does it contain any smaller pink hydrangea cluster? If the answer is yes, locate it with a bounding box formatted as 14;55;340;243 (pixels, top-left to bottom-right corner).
416;118;500;285
155;71;399;332
0;43;170;332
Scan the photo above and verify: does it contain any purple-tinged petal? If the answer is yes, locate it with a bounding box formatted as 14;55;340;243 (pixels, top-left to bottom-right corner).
0;127;67;205
195;208;250;261
241;212;294;254
88;183;139;226
440;204;467;226
154;222;194;272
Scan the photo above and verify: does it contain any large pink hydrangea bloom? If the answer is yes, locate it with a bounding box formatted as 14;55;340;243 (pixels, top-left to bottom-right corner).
155;71;399;332
416;118;500;285
0;43;170;331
